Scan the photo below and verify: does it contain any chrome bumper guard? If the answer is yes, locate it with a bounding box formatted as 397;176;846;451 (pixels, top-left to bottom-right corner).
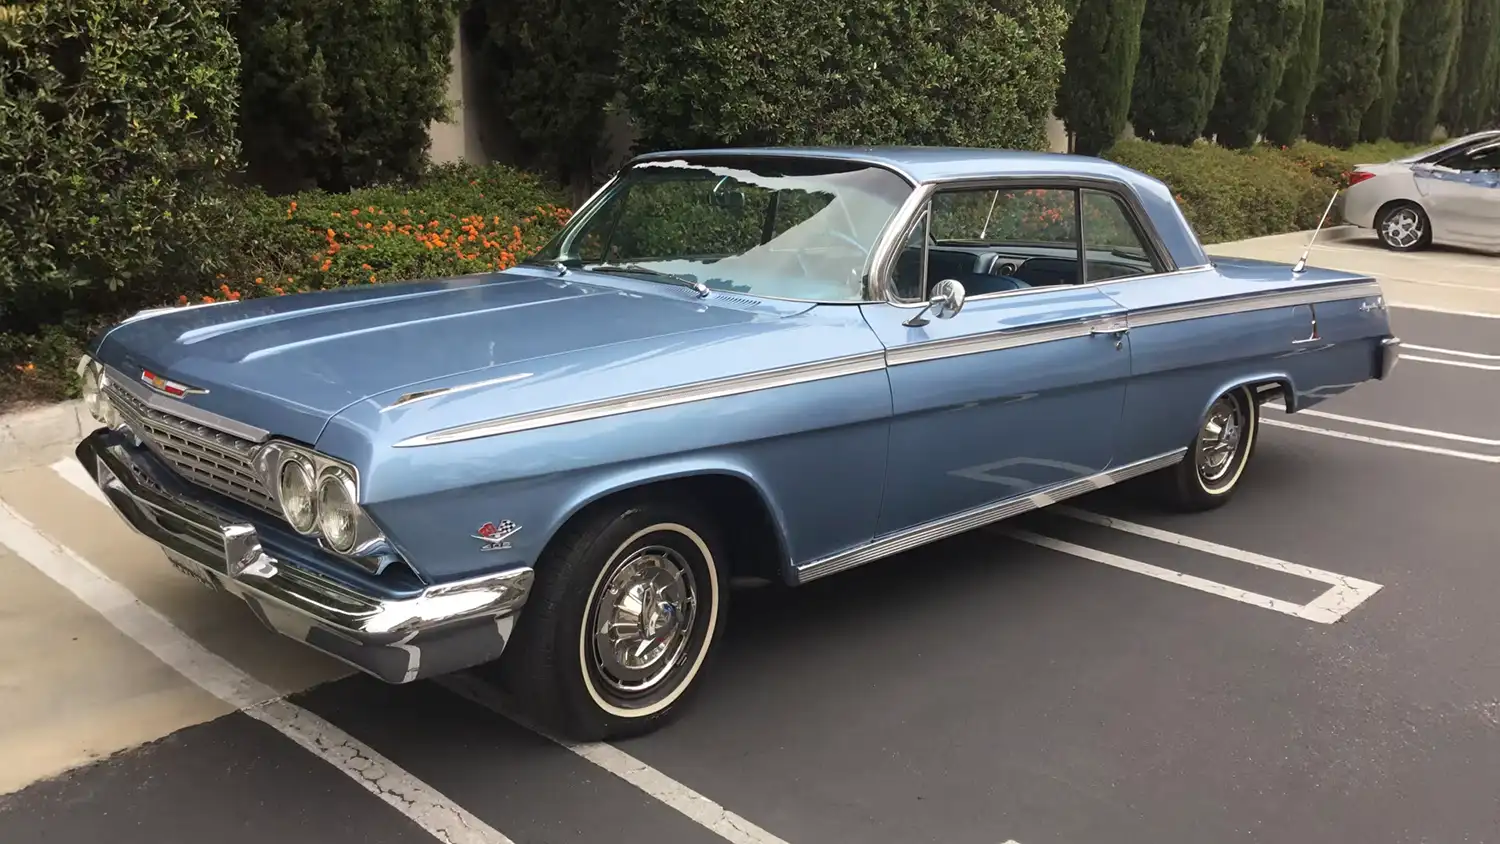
76;428;534;684
1378;336;1402;380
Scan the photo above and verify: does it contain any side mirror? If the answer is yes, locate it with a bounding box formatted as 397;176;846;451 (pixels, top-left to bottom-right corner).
903;279;967;327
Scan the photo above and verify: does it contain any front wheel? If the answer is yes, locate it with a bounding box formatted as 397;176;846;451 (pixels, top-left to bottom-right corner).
499;495;729;741
1157;386;1260;512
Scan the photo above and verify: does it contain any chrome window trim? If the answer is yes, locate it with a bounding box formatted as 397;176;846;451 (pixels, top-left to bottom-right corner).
879;263;1218;310
394;350;889;448
792;448;1187;584
871;174;1182;305
1123;280;1386;328
104;363;270;443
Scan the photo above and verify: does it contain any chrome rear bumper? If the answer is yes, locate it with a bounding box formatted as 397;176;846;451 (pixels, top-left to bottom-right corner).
1378;336;1402;380
76;428;534;683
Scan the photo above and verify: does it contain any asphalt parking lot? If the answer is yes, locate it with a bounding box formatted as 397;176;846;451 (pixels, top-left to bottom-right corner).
1;298;1496;844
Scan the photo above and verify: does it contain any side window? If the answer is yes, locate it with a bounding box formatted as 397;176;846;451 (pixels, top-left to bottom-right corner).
1445;143;1500;173
1080;190;1161;282
891;210;930;301
904;187;1082;294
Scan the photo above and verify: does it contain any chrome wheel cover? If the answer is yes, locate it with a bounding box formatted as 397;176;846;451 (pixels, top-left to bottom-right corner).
1382;208;1423;249
1196;394;1246;486
588;544;698;699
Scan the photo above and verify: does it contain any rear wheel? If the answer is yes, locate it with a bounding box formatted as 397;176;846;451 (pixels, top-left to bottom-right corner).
499;494;729;741
1158;386;1259;512
1376;202;1431;252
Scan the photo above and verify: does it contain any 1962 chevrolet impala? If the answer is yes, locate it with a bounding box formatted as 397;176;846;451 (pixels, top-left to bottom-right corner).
75;147;1400;739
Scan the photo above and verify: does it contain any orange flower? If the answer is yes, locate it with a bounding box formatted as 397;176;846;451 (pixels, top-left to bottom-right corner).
228;291;241;301
368;273;377;283
362;263;373;270
331;212;341;218
273;286;285;295
254;277;264;285
350;208;359;216
178;295;189;305
202;296;215;304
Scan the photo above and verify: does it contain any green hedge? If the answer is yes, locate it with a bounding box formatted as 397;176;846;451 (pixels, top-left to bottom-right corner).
2;164;569;408
0;0;241;336
617;0;1068;153
234;0;461;193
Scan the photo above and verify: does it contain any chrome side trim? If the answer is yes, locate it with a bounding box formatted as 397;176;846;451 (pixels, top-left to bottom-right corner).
886;315;1105;367
1127;281;1385;328
793;449;1186;584
104;363;270;443
395;350;889;448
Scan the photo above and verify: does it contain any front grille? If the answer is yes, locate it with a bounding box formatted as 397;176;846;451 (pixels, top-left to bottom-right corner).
106;383;279;515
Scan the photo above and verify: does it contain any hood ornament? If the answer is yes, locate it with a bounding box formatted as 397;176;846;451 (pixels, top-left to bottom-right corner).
140;369;209;398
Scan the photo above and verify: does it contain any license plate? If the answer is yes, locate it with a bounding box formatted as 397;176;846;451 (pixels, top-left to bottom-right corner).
166;552;221;592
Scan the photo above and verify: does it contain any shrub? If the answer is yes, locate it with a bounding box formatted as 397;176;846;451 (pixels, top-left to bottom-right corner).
1128;0;1235;145
0;0;241;336
617;0;1068;154
1207;0;1307;149
1265;0;1324;146
1388;0;1464;143
1359;0;1403;143
1304;0;1386;147
234;0;461;193
473;0;622;201
1058;0;1149;155
1103;139;1333;244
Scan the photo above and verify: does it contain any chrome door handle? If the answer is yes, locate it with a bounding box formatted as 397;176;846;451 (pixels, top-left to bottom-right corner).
1090;324;1130;335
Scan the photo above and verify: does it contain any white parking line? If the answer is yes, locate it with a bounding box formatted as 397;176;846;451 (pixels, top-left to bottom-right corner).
1403;344;1500;361
1390;303;1500;319
0;499;513;844
1401;354;1500;371
1312;242;1500;273
998;509;1382;624
54;457;108;504
1262;418;1500;462
437;673;793;844
1266;404;1500;447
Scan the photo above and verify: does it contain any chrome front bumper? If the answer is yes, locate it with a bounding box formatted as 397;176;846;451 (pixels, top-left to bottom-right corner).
1378;336;1402;380
76;428;534;684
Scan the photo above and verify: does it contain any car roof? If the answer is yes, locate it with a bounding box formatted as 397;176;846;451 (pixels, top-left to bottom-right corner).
628;146;1148;187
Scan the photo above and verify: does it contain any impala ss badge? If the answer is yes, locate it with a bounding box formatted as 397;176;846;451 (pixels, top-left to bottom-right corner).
474;520;521;551
140;369;208;398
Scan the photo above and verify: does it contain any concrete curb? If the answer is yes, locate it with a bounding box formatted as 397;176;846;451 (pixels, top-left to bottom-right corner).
0;400;89;471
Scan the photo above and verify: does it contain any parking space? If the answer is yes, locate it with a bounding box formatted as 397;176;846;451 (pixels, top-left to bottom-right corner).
1;311;1496;844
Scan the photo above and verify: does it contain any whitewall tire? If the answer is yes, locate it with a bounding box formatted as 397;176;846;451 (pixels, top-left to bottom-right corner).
499;495;729;741
1159;385;1260;512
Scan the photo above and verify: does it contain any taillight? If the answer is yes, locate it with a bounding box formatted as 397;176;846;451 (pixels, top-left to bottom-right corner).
1347;171;1377;186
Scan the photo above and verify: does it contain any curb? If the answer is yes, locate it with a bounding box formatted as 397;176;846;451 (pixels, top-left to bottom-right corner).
0;400;89;471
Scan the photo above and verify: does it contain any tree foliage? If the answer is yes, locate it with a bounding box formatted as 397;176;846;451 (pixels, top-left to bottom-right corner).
1360;0;1403;142
1387;0;1464;142
1441;0;1500;135
1129;0;1236;145
0;0;241;334
1304;0;1386;147
1265;0;1325;145
1208;0;1308;148
234;0;461;193
1057;0;1149;155
474;0;622;202
618;0;1070;154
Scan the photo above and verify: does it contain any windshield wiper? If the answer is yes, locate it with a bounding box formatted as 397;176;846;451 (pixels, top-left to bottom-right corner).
586;263;709;297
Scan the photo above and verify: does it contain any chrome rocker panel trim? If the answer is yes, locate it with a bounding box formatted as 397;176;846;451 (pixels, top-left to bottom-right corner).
793;449;1187;584
76;428;534;684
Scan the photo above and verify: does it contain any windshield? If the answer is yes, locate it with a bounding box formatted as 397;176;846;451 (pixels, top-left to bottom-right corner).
528;155;914;302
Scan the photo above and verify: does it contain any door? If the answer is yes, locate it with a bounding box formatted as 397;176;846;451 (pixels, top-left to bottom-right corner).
859;184;1133;536
1414;140;1500;246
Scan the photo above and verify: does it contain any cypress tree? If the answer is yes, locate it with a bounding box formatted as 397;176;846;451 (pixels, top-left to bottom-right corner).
1304;0;1385;147
1207;0;1307;148
1129;0;1236;145
1442;0;1500;135
1388;0;1464;142
1360;0;1403;142
1265;0;1324;145
1057;0;1150;155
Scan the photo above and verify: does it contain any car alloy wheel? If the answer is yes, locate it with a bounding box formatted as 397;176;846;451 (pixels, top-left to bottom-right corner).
1377;204;1428;251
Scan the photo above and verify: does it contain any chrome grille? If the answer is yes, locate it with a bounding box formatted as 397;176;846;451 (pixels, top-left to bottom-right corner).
106;383;279;514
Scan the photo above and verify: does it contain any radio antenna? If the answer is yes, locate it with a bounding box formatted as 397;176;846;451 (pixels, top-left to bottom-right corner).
1293;191;1340;274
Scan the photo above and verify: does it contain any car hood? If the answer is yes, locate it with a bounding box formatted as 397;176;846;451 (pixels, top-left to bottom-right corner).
91;269;769;444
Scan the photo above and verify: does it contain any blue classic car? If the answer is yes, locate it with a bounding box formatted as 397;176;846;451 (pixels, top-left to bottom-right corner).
74;147;1400;739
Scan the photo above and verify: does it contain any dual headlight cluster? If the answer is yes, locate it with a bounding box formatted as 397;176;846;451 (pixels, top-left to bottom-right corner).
259;445;381;557
77;356;121;429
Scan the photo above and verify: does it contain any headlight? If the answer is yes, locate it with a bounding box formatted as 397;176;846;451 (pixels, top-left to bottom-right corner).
77;356;121;428
277;457;318;534
316;468;359;553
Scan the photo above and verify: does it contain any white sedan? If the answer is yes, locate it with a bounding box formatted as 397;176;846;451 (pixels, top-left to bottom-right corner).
1342;130;1500;253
